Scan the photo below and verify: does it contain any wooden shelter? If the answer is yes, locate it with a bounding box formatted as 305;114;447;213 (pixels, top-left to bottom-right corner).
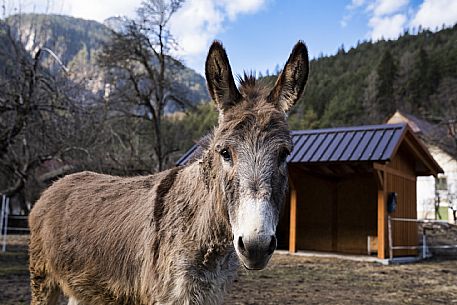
276;123;442;259
177;123;442;259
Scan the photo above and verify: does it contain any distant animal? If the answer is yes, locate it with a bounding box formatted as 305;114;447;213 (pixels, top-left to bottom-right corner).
28;40;309;305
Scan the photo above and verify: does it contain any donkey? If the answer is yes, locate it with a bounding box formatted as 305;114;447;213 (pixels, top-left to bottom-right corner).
28;40;309;305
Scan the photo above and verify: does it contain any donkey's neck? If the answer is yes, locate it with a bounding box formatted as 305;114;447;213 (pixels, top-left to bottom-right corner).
171;160;233;266
146;159;236;305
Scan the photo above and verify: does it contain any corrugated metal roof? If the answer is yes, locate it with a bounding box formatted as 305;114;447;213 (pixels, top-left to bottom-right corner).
288;123;405;163
177;123;407;166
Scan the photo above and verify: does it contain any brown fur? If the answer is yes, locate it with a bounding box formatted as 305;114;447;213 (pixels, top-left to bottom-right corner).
29;41;309;305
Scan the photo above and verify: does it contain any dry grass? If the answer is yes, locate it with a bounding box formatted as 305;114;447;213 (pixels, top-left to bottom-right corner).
226;254;457;304
1;235;456;305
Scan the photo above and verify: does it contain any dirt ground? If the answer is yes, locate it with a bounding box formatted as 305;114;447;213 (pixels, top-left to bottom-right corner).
1;235;457;305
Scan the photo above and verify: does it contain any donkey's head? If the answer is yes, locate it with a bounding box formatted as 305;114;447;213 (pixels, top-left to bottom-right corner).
205;41;309;270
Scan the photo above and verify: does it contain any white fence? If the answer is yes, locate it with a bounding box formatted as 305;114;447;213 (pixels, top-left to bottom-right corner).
388;216;457;260
1;194;30;252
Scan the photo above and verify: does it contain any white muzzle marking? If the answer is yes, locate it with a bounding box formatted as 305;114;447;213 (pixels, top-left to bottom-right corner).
234;197;275;239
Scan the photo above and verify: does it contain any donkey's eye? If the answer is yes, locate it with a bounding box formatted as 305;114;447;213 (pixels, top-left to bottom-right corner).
220;149;232;162
278;149;290;165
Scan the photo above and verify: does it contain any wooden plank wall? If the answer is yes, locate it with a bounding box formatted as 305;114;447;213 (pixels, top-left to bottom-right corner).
276;191;291;250
297;177;334;251
293;172;334;252
387;149;418;256
337;176;377;254
288;166;377;255
377;186;387;259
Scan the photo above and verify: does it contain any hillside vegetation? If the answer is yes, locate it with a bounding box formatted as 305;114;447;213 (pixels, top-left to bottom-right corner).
1;11;456;206
6;14;456;137
187;25;457;158
284;25;457;130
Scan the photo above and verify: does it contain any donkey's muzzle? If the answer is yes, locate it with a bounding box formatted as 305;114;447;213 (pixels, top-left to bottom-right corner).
236;235;277;270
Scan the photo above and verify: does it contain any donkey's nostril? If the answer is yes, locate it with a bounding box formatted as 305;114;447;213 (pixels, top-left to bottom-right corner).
267;235;277;255
238;236;246;254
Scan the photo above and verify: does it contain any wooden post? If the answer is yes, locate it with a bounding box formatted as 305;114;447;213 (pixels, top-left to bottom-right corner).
388;215;393;260
331;181;338;252
377;175;387;259
289;182;297;254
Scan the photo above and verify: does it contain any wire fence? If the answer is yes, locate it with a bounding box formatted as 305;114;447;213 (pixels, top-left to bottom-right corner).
1;194;30;252
3;194;456;257
388;216;457;260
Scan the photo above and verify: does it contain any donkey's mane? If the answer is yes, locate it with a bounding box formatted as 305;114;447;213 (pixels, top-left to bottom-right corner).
238;73;256;89
238;73;267;100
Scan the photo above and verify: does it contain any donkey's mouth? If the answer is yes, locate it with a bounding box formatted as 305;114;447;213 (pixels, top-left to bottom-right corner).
234;234;276;270
239;255;272;270
243;262;267;271
233;233;277;271
244;266;262;270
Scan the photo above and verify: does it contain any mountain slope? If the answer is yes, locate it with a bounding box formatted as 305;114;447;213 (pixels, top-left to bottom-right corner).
5;13;209;105
7;14;109;71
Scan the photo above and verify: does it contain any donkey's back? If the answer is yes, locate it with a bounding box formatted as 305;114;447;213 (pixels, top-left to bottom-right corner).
29;170;166;304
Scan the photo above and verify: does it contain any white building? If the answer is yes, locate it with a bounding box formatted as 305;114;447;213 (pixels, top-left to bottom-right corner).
388;111;457;222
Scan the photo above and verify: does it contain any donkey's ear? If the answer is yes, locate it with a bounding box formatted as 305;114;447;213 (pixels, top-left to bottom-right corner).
205;41;241;112
268;41;309;112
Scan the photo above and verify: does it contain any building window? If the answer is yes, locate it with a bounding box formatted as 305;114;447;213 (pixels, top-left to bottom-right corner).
435;176;448;191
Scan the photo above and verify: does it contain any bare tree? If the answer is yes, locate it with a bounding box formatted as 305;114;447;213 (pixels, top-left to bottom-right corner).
0;16;101;200
99;0;187;172
448;191;457;224
0;18;61;195
423;77;457;160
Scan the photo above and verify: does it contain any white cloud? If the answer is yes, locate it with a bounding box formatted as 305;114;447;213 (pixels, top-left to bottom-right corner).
222;0;266;20
68;0;142;21
169;0;267;71
340;0;366;28
4;0;142;21
341;0;409;40
368;0;408;40
5;0;267;73
169;0;223;57
344;0;457;41
411;0;457;29
347;0;366;10
365;0;408;40
369;13;407;40
371;0;408;16
8;0;266;55
340;15;350;28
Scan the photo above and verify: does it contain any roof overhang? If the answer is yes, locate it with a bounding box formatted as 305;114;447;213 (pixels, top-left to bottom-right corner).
177;123;444;177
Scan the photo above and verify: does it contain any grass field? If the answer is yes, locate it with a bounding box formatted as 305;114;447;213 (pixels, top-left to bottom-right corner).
1;235;456;305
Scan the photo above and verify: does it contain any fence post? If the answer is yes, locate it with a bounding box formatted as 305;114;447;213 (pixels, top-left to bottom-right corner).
388;215;393;260
422;227;427;258
2;196;9;252
0;195;5;244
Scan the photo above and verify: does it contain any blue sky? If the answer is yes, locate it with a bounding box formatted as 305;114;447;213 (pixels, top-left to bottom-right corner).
5;0;457;75
213;1;370;75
